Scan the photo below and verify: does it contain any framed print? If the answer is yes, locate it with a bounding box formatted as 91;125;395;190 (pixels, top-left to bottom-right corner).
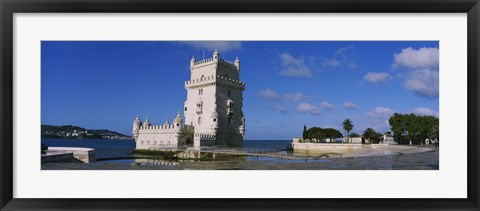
1;0;479;210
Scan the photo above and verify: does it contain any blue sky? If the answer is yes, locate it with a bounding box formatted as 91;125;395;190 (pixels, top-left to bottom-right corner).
41;41;439;140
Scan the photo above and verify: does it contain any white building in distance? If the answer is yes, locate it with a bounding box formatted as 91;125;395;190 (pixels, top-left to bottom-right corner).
133;50;246;149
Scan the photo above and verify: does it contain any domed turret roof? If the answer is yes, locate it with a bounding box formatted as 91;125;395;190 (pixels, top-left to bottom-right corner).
235;56;239;63
213;49;219;56
174;111;183;123
133;115;142;125
144;116;151;127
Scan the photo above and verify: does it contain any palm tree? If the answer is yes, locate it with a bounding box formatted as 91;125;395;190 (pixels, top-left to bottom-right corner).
342;119;354;143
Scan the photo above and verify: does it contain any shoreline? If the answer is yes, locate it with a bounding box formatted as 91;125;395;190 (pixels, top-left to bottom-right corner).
293;144;436;159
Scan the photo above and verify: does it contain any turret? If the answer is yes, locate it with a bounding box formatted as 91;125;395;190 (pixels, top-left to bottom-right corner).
174;110;183;129
213;49;219;62
190;55;195;69
144;116;151;127
239;114;246;136
234;56;240;71
132;115;142;141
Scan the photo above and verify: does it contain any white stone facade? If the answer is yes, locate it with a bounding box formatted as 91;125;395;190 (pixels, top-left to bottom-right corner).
133;51;246;150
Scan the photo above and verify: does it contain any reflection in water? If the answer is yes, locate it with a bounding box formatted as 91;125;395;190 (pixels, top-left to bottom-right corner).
41;139;439;170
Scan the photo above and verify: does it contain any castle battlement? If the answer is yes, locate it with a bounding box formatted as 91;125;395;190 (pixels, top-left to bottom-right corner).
185;75;245;90
192;57;238;70
139;124;179;132
193;58;214;66
218;58;237;68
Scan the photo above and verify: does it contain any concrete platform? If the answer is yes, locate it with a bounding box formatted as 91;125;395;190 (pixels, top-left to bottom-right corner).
43;147;96;163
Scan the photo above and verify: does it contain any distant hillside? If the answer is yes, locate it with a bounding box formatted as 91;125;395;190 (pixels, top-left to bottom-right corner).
41;125;132;140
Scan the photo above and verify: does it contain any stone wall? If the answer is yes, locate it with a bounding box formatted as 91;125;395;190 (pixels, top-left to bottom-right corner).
136;131;183;149
293;143;364;153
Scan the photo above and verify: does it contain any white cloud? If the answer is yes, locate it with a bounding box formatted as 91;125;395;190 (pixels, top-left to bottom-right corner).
284;93;307;102
276;104;288;114
404;69;439;99
334;45;355;57
364;72;390;83
365;107;395;132
343;101;358;110
278;53;313;78
322;45;358;69
258;89;279;101
412;107;439;117
179;41;242;52
297;103;321;115
392;47;439;99
393;47;439;69
366;107;395;119
321;58;341;68
320;101;335;110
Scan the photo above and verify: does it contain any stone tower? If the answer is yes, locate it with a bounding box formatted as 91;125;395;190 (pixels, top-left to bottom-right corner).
184;50;246;147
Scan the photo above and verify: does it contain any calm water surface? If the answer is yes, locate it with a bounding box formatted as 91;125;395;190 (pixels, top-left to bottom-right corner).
41;139;438;170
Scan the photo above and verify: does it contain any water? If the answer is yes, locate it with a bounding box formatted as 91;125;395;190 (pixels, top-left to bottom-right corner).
41;139;290;159
41;139;439;170
42;139;136;159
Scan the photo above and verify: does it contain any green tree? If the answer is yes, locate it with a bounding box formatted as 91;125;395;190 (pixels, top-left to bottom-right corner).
323;128;343;142
363;128;377;144
428;124;439;140
179;126;194;147
362;129;382;144
306;127;325;141
342;119;354;143
389;113;408;144
303;125;308;140
389;113;439;145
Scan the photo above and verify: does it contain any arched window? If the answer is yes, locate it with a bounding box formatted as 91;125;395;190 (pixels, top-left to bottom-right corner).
200;75;205;81
198;116;202;125
227;99;234;115
198;88;203;95
196;100;203;113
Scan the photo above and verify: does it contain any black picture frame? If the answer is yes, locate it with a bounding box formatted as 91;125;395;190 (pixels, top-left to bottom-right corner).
1;0;479;210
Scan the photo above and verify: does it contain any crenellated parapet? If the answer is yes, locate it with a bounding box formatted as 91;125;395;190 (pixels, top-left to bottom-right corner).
218;58;237;69
193;58;214;66
139;124;180;132
185;75;216;87
191;55;239;71
185;75;245;90
217;75;245;90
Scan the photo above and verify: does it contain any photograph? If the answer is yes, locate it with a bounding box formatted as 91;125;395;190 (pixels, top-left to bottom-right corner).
40;41;440;170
